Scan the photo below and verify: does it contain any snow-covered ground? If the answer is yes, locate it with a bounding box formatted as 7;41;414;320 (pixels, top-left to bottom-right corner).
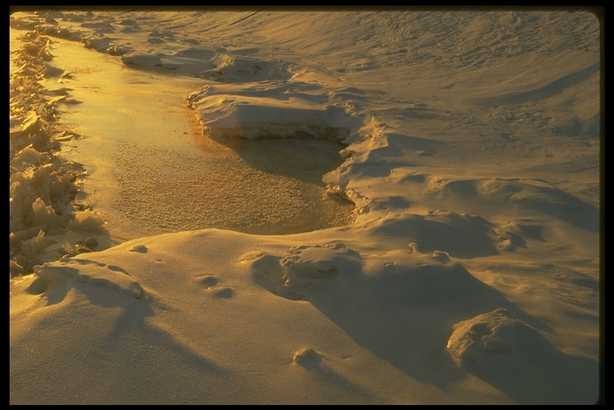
9;10;600;404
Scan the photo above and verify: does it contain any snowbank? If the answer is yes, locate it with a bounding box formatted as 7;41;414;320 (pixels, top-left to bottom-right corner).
10;30;108;274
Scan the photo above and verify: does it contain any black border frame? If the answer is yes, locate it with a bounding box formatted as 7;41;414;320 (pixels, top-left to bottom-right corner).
4;2;608;406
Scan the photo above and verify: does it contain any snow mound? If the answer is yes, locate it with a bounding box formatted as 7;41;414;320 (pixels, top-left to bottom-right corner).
200;53;292;82
366;210;524;257
447;308;552;367
193;94;358;141
329;119;444;184
282;243;362;290
121;47;292;82
393;173;598;232
244;238;506;312
186;67;365;143
187;80;328;105
81;35;130;55
447;308;597;402
32;259;146;300
244;242;361;300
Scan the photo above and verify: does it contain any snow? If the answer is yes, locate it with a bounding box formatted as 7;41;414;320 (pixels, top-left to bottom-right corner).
9;9;600;404
447;308;597;402
193;94;358;141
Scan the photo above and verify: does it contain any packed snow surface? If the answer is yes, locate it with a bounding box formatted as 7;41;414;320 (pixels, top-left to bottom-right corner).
10;10;600;404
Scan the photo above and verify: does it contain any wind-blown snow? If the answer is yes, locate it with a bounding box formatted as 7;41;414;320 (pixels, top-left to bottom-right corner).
10;9;600;404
